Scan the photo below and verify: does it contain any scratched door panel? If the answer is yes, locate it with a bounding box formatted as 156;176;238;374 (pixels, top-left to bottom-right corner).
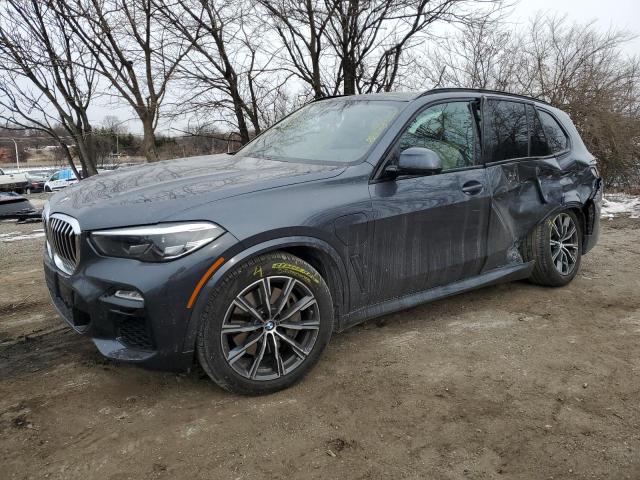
368;168;490;302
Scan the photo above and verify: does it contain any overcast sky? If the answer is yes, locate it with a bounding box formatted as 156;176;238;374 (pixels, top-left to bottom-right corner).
88;0;640;134
511;0;640;54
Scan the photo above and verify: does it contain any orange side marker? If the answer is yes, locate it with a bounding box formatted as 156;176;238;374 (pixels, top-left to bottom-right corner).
186;257;225;309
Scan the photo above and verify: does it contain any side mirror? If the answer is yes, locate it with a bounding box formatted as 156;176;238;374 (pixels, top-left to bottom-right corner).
389;147;442;177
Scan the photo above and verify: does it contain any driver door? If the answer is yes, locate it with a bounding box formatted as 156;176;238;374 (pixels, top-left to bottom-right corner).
367;99;490;301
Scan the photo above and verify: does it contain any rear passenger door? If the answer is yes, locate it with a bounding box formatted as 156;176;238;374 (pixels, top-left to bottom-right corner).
481;97;570;271
368;99;491;301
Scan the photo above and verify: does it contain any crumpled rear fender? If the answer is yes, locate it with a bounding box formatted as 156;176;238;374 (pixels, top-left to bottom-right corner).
483;156;601;272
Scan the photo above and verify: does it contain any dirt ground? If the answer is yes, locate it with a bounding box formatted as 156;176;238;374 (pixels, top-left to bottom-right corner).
1;203;639;479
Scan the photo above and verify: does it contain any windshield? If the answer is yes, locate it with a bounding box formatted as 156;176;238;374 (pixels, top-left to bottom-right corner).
236;99;404;164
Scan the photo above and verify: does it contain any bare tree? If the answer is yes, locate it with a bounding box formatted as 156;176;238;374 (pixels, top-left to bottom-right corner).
418;13;520;90
156;0;293;144
59;0;193;162
257;0;337;99
101;115;127;135
0;0;99;177
345;0;508;94
521;16;640;187
258;0;504;96
419;14;640;187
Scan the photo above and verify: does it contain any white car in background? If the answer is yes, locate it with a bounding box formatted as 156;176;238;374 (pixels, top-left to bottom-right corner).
0;167;29;193
44;169;79;192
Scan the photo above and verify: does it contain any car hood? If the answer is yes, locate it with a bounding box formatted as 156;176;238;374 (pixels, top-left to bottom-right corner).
48;154;346;230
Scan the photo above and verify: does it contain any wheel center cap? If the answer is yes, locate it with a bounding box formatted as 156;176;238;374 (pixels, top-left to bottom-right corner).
264;321;275;331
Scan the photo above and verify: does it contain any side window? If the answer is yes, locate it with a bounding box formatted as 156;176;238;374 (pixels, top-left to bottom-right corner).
484;100;528;161
398;101;479;171
50;172;60;181
537;110;568;153
527;104;550;157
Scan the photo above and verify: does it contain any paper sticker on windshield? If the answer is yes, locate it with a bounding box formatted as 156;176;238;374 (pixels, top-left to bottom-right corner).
366;112;396;143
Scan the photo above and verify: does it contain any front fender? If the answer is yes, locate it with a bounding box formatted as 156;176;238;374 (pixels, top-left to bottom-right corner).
181;235;349;354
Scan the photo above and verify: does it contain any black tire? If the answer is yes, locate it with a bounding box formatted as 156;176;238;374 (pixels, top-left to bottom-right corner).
45;186;52;193
197;251;334;395
522;209;582;287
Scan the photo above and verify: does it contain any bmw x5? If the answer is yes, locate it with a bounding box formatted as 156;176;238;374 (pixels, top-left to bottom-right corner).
43;89;602;394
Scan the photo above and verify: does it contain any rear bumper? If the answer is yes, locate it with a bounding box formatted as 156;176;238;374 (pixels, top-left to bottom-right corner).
0;181;28;192
583;179;602;255
43;232;240;372
28;183;45;192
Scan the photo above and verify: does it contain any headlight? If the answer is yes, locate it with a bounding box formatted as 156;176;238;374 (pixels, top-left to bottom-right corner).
90;222;225;262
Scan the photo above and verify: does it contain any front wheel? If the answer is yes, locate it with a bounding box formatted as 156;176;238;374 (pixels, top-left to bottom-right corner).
523;210;582;287
197;252;334;395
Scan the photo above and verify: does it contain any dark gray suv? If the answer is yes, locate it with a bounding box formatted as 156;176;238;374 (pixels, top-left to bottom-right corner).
43;89;602;394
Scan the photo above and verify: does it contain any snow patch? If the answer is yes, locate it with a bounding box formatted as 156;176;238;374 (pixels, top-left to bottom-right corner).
0;229;46;242
601;194;640;219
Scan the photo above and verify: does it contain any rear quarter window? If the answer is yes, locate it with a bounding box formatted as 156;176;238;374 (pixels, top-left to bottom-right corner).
527;104;550;157
537;110;568;153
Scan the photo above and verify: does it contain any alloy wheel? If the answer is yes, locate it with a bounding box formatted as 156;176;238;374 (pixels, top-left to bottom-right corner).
550;213;579;275
220;276;320;381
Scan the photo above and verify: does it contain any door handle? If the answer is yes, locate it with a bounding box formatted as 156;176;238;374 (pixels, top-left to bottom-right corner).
461;180;483;195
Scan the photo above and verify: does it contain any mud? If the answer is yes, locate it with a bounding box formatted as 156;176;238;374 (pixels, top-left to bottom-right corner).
1;214;639;479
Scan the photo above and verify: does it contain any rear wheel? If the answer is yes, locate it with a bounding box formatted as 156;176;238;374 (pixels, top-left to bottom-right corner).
523;210;582;287
197;252;333;395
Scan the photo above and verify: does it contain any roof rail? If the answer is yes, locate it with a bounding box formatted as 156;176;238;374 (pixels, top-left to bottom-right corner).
419;88;552;106
312;94;348;102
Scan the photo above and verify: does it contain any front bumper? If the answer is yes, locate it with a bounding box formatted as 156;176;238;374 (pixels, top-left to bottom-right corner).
43;231;240;372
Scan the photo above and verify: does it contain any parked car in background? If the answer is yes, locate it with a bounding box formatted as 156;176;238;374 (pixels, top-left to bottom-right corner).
0;191;35;218
43;88;602;395
44;169;78;192
25;170;52;193
0;168;29;193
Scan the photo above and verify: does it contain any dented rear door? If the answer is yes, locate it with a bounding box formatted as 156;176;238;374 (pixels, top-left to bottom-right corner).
481;97;573;271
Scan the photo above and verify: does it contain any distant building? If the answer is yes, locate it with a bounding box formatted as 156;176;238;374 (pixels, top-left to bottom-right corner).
0;147;11;162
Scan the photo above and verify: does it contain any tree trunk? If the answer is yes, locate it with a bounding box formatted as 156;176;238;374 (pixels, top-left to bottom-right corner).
306;1;324;100
75;133;98;177
60;143;81;180
230;84;251;145
342;0;358;95
141;117;159;162
235;105;251;145
343;56;357;95
311;54;324;99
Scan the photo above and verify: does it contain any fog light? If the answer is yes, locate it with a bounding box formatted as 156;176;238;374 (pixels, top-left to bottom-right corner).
114;290;144;303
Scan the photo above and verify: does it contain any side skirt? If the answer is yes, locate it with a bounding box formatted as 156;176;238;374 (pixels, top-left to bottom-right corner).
340;261;534;331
